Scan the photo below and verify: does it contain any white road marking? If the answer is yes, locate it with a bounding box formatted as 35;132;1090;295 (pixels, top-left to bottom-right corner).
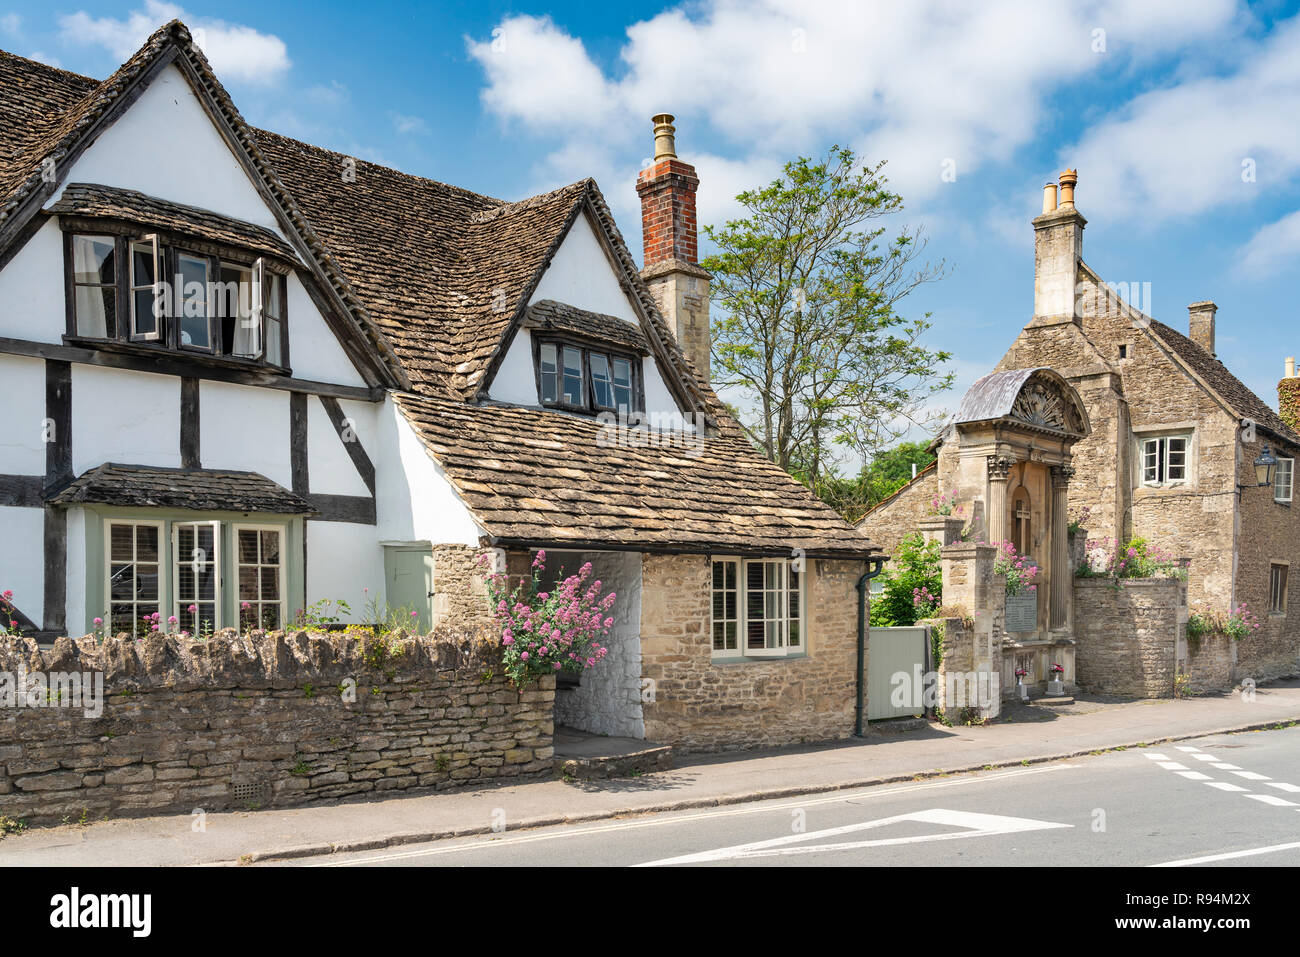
313;763;1077;867
1245;794;1298;807
635;808;1072;866
1190;754;1218;762
1204;782;1249;792
1174;746;1202;753
1213;763;1241;770
1152;840;1300;867
1232;771;1271;781
1175;771;1212;780
1143;753;1170;761
1267;782;1300;793
1157;761;1189;770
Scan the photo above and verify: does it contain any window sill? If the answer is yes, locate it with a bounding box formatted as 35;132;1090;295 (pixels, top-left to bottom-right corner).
64;336;291;376
711;652;808;664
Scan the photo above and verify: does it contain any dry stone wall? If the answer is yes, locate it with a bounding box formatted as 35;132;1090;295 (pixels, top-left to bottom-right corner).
0;628;554;825
1073;578;1186;697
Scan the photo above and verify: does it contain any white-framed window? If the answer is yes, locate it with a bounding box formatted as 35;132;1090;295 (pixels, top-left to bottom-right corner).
1140;435;1189;486
711;557;805;659
173;521;221;633
235;524;286;631
106;520;163;637
129;233;162;341
1274;457;1293;503
1271;563;1288;615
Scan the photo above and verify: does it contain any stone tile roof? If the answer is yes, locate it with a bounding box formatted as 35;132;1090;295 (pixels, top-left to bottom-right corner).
395;393;878;557
523;300;649;354
50;464;315;514
1147;319;1300;450
48;183;300;261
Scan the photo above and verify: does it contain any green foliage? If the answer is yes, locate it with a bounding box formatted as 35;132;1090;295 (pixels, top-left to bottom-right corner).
701;146;952;493
817;440;936;522
0;815;26;837
869;533;942;628
290;760;312;777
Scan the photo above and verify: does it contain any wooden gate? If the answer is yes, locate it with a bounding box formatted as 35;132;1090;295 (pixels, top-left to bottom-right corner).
868;626;931;720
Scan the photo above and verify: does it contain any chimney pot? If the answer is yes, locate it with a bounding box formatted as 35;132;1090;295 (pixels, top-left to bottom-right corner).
1058;169;1078;209
1188;300;1217;355
1042;182;1058;214
652;113;677;161
1287;356;1296;379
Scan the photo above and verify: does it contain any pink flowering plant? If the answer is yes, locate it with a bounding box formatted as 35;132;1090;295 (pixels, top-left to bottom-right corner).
1067;505;1091;535
1078;537;1184;580
0;588;19;635
926;490;964;518
989;541;1039;596
481;550;616;688
1187;602;1261;642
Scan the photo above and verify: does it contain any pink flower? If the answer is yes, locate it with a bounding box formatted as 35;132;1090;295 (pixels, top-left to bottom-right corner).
1;590;11;600
241;601;250;610
168;615;178;624
520;651;530;661
187;604;197;614
93;617;103;626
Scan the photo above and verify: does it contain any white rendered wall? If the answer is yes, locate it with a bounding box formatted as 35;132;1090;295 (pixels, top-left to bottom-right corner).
72;366;181;474
374;398;481;546
305;520;386;619
199;381;291;486
549;550;644;738
0;220;66;343
0;506;46;628
528;213;638;323
52;64;286;234
0;355;49;474
286;273;368;387
307;395;371;496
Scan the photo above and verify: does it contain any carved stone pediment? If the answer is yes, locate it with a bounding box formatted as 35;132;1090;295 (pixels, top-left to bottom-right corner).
1010;380;1084;433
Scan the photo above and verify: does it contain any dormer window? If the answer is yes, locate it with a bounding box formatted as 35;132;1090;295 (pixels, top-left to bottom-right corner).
535;337;641;415
65;230;289;367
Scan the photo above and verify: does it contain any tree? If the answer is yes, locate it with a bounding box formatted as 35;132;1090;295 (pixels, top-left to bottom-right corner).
819;440;937;523
702;147;953;500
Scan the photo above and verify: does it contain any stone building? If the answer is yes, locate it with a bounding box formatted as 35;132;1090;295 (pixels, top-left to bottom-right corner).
861;170;1300;690
0;22;880;756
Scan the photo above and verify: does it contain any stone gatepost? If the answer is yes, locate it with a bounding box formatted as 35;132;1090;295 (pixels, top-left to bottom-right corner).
918;516;966;548
935;543;1003;719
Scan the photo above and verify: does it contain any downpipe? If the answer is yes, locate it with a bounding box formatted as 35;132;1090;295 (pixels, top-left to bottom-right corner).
855;555;888;738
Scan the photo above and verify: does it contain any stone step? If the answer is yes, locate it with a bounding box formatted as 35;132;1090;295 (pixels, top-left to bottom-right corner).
555;744;674;780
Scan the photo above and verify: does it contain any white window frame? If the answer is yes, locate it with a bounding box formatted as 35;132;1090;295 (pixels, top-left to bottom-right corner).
104;519;164;637
233;523;286;631
129;233;163;342
1140;434;1190;487
1270;562;1289;615
711;558;741;655
710;556;806;660
1274;457;1294;504
172;520;222;632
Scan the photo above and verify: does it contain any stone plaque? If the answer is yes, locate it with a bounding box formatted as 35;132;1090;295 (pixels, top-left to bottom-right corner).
1005;593;1038;632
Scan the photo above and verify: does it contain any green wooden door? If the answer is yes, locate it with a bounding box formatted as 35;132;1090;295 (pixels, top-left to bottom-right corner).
384;546;434;633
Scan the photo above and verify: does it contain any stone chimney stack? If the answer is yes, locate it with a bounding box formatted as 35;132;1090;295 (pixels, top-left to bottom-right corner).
1280;356;1300;432
637;113;712;381
1032;169;1086;324
1188;301;1217;355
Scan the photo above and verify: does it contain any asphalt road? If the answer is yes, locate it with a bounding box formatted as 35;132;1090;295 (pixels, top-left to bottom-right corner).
278;725;1300;868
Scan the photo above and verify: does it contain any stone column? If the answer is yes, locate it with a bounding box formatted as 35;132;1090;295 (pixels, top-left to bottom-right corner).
1050;465;1074;631
986;456;1011;544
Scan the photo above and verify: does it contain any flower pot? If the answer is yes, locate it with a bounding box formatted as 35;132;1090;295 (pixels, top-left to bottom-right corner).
1005;593;1038;633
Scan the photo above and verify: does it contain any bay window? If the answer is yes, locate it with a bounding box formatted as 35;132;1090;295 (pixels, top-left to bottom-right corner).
106;521;161;636
711;558;805;659
236;525;285;631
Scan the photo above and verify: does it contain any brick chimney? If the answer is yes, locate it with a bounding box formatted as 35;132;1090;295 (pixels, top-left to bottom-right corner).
636;114;711;381
1032;169;1086;324
1188;300;1217;355
1280;356;1300;432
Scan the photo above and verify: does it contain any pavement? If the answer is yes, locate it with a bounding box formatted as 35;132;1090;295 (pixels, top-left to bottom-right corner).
2;679;1297;867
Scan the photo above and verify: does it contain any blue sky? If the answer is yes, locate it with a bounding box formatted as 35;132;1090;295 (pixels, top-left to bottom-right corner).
4;0;1300;464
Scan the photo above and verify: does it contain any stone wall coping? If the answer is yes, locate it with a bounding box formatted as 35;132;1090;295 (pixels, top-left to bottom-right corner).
0;626;509;691
1073;576;1184;589
918;516;965;527
940;542;995;558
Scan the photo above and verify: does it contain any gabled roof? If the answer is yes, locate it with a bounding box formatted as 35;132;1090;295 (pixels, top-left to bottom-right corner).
395;393;877;557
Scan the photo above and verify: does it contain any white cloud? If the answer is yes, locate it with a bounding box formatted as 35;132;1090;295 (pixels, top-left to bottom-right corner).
305;81;348;106
58;1;290;84
1;13;21;35
27;51;61;68
1236;207;1300;278
468;0;1239;206
389;111;428;135
1066;12;1300;224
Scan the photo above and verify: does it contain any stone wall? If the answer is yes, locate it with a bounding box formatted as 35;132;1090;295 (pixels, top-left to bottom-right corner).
1073;577;1186;697
431;544;496;628
1185;630;1234;695
0;629;554;825
639;553;863;752
858;466;939;563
